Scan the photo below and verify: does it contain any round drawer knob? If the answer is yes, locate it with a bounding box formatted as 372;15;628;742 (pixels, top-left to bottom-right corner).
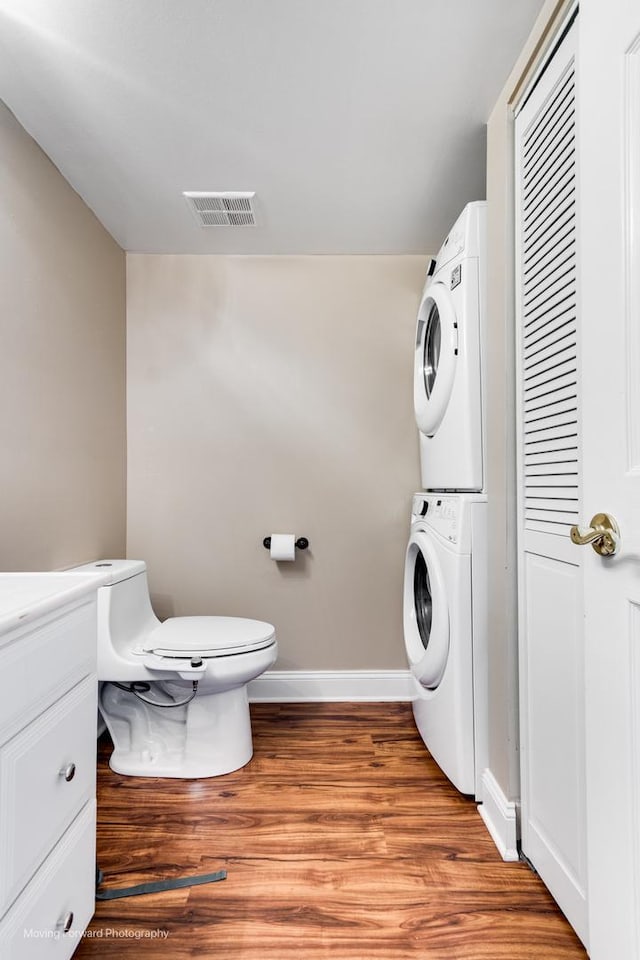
57;911;74;934
60;762;76;782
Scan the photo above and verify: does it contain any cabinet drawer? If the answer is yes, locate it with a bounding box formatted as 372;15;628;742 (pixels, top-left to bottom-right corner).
0;677;97;915
0;801;96;960
0;599;96;746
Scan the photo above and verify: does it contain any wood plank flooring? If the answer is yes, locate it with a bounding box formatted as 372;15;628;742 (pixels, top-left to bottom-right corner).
75;703;587;959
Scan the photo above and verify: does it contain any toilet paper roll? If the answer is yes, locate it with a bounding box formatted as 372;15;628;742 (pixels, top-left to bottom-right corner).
269;534;296;562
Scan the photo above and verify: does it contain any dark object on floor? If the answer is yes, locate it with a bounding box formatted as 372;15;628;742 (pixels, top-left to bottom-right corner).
95;865;227;900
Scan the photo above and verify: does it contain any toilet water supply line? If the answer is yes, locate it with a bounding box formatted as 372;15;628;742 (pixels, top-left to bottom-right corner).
110;675;200;708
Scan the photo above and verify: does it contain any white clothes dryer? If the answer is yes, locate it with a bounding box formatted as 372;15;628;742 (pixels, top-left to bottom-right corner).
414;202;486;491
403;492;487;797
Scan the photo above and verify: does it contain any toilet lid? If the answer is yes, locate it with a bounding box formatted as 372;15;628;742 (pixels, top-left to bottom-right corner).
144;616;276;658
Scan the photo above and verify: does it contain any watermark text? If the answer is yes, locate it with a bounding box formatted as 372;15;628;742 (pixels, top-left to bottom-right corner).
24;927;169;941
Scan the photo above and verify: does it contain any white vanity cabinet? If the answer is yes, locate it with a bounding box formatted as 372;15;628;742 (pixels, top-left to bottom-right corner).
0;574;104;960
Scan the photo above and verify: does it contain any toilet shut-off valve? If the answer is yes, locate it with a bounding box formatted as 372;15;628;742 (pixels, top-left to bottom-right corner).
177;658;206;680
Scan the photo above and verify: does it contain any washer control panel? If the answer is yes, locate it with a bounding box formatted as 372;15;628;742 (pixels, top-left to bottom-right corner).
412;495;459;543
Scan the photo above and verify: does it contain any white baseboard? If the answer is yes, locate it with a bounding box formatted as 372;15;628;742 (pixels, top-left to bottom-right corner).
248;669;414;703
477;768;520;862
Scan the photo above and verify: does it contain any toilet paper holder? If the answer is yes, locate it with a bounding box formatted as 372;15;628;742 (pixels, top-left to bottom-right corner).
263;536;309;551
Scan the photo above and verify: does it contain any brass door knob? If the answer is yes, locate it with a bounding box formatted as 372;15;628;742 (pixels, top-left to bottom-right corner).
569;513;620;557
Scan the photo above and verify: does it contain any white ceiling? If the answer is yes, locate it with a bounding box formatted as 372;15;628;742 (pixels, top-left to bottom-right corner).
0;0;545;254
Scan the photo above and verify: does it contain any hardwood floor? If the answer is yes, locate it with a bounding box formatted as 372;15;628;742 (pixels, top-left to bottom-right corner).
75;703;587;959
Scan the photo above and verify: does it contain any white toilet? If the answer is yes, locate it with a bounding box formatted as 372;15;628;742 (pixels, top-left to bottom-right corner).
73;559;277;779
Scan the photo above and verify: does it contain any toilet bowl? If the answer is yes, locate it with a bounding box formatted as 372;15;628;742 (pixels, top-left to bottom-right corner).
72;560;277;778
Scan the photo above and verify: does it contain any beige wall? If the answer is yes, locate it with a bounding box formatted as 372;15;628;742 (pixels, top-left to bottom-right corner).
0;101;126;571
127;255;424;670
485;0;573;800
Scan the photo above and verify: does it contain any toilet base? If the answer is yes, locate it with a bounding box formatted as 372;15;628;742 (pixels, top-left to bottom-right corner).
100;682;255;778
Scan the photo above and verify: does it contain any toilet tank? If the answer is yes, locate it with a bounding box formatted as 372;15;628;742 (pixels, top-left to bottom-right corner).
70;560;161;666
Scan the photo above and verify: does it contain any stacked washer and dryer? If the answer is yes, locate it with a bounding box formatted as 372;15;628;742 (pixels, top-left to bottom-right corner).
403;202;488;798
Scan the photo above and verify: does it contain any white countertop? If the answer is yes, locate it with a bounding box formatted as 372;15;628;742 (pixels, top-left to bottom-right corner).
0;571;110;636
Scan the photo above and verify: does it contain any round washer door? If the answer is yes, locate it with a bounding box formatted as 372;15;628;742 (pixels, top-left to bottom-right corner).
413;281;458;437
403;529;450;689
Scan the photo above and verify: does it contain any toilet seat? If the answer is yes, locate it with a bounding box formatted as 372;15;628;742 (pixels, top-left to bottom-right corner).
143;616;276;659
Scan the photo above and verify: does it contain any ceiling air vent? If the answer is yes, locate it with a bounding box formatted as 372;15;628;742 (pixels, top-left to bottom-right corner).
183;191;256;227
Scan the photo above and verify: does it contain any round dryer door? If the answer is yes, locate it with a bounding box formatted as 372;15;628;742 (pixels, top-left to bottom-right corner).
413;281;458;437
403;529;450;689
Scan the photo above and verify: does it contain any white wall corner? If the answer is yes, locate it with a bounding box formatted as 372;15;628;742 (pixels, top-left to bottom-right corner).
477;768;520;862
248;670;414;703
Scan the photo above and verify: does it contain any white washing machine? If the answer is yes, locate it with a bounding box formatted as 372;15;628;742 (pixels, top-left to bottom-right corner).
403;492;488;797
414;202;486;491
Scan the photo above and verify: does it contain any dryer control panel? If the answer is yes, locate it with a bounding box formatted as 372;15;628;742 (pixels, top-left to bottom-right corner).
431;202;486;275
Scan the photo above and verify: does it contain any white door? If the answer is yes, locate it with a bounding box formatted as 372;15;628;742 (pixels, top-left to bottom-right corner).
578;1;640;957
515;3;640;956
515;21;588;948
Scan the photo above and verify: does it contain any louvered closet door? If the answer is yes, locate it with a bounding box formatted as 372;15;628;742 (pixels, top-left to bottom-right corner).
515;20;588;950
